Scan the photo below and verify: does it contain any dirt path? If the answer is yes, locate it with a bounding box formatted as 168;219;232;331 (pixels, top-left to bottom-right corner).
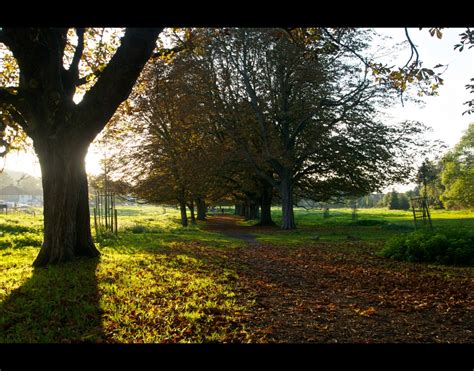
204;215;260;244
203;215;474;343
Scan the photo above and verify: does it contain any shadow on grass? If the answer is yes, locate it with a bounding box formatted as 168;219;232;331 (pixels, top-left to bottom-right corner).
0;257;103;343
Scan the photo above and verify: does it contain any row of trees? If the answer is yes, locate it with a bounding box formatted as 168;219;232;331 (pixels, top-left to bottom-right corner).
340;123;474;211
104;28;433;228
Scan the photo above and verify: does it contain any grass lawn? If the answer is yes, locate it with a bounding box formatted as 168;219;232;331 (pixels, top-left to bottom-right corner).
249;207;474;246
1;205;473;343
0;207;252;343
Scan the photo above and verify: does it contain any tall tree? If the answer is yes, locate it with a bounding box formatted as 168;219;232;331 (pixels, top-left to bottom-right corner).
440;123;474;209
0;28;161;266
198;28;428;229
416;158;445;208
107;51;226;227
387;190;400;210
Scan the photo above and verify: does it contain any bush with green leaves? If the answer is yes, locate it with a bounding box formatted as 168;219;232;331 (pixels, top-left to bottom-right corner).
379;228;474;266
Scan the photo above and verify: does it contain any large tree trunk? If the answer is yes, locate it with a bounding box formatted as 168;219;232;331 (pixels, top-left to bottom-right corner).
239;202;246;217
280;174;296;230
179;200;188;227
187;200;196;225
246;201;260;220
33;141;100;267
196;197;207;221
257;181;275;226
234;203;242;215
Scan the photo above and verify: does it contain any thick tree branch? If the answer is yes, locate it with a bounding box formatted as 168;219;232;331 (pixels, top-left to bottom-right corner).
69;28;85;82
7;106;28;132
240;58;272;158
75;28;161;141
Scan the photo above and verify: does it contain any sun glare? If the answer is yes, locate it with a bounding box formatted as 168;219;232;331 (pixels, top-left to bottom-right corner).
4;146;104;179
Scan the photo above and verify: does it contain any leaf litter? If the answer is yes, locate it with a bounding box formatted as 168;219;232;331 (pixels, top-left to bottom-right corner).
200;215;474;343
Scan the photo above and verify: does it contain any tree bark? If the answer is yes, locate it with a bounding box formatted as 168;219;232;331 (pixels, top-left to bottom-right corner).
196;197;207;220
244;195;259;220
280;174;296;229
257;181;275;226
234;203;242;215
179;200;188;227
239;202;246;217
33;141;100;267
247;202;260;220
187;200;196;225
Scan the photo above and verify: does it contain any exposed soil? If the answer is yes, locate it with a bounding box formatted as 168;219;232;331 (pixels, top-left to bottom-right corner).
203;215;474;343
204;214;262;244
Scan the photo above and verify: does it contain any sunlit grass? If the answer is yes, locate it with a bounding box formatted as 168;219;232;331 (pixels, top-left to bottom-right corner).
269;207;474;227
96;247;251;343
1;204;473;342
252;207;474;246
0;206;254;343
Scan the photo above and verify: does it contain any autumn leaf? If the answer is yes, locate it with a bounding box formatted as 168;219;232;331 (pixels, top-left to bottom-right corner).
354;306;376;317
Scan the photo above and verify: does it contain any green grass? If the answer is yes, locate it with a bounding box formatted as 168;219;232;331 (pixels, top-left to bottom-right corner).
101;206;245;250
1;205;473;342
0;207;253;343
0;213;43;249
269;207;474;227
251;207;474;247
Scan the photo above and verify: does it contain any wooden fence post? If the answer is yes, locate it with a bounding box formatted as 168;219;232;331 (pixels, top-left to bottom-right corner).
114;209;118;235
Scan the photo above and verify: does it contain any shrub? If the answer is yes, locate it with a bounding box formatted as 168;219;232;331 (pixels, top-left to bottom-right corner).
381;223;414;232
379;228;474;266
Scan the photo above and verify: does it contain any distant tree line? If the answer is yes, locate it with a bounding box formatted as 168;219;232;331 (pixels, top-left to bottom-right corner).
315;123;473;212
0;170;42;195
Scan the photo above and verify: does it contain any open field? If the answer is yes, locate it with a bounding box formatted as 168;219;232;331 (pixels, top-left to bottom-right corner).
1;206;473;343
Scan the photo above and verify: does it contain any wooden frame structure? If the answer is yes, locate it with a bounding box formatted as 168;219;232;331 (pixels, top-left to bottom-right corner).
410;196;432;230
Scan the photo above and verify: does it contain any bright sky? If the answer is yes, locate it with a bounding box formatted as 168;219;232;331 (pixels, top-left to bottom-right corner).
2;28;473;192
376;28;473;147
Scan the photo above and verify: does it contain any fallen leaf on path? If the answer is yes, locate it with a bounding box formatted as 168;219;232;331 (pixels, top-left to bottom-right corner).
354;306;376;317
